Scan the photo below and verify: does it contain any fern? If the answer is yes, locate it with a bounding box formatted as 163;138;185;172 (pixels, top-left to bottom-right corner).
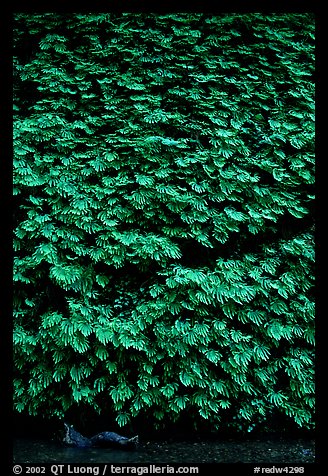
13;12;315;432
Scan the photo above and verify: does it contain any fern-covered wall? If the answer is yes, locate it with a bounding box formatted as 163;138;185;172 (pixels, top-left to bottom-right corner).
13;13;315;433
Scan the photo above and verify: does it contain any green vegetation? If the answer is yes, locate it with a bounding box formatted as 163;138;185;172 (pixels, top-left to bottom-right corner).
13;13;315;432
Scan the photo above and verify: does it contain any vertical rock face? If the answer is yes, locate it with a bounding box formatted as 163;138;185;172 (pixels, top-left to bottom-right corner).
63;423;138;449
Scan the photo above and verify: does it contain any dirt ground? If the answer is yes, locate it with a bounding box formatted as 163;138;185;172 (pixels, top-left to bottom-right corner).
14;435;315;464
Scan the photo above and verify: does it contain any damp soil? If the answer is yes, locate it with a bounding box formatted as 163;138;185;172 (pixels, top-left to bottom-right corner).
13;436;315;464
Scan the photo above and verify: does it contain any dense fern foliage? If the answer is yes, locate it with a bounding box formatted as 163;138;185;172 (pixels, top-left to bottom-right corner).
13;13;315;432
